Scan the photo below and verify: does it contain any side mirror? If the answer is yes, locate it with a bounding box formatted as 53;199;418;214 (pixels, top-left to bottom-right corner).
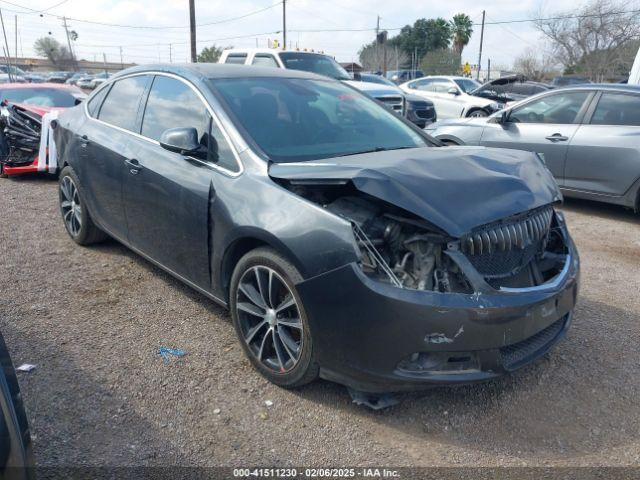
498;110;510;124
159;127;202;156
447;87;460;95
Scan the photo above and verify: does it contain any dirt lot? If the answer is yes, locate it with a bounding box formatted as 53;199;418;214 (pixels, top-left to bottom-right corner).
1;174;639;468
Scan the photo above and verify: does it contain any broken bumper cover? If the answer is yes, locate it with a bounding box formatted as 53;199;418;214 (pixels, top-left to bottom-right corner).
297;243;579;393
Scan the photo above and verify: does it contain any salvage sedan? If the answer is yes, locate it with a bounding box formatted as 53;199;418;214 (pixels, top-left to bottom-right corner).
53;64;579;393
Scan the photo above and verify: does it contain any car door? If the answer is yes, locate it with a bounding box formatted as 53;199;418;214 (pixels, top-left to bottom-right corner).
123;74;241;289
435;80;466;118
79;75;151;240
481;90;593;185
564;91;640;197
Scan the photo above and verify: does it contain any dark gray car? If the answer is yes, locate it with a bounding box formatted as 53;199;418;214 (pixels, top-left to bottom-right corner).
52;64;579;393
427;84;640;210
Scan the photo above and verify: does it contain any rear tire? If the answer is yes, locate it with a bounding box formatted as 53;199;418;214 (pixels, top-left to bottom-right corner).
230;247;319;388
58;165;108;245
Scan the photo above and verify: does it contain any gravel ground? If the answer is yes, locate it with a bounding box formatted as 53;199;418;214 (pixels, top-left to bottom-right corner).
1;174;639;468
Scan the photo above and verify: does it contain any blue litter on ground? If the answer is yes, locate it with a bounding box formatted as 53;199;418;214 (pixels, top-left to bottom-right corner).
158;347;186;364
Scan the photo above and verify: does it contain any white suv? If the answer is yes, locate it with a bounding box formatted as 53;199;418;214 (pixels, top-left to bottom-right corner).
218;49;405;115
399;75;501;119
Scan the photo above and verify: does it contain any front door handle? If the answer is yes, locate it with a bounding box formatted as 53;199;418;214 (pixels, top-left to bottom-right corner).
124;158;141;175
545;133;569;142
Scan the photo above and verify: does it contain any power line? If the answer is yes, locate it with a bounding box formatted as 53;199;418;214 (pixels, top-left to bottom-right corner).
0;0;282;29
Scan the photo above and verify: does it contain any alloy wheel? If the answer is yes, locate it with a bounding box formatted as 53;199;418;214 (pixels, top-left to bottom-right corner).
60;176;82;237
236;266;303;373
468;110;488;117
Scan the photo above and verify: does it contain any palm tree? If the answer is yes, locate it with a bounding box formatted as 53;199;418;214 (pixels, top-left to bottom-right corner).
450;14;474;56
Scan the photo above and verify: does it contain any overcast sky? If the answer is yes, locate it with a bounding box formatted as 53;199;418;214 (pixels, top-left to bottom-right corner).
4;0;592;68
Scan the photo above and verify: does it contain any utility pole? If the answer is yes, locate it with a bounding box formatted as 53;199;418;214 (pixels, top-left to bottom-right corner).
189;0;196;62
119;46;123;69
487;58;491;81
282;0;286;50
0;9;13;82
102;52;107;74
375;15;380;72
14;15;16;60
476;10;485;81
63;17;76;71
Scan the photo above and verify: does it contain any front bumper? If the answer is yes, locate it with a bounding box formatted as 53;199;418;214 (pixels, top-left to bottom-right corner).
406;107;436;128
1;156;39;176
296;239;579;393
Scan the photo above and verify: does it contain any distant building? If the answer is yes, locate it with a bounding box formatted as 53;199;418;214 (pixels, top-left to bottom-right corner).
339;62;363;73
5;56;136;73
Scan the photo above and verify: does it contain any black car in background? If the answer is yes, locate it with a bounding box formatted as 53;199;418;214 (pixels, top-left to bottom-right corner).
0;331;34;478
53;64;578;393
472;75;553;104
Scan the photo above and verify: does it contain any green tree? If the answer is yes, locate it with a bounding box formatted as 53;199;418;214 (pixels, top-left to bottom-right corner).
33;37;73;67
450;14;473;55
197;45;225;63
390;18;451;59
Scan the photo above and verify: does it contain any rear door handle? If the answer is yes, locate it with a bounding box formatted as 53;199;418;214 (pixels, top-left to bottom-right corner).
545;134;569;142
124;158;141;175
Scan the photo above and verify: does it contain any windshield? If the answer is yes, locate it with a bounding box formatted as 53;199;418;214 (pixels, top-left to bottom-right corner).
0;87;85;107
210;77;427;163
278;52;351;81
454;78;480;93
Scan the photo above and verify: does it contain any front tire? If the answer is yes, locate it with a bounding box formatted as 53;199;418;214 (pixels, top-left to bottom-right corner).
230;247;319;388
467;108;488;118
58;166;108;245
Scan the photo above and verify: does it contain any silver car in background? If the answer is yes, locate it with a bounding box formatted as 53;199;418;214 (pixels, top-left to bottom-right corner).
426;84;640;210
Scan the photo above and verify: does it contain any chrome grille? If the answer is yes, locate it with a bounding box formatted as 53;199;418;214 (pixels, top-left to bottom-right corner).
461;206;554;278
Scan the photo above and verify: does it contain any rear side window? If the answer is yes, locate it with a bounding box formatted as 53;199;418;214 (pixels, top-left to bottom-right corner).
252;54;278;68
141;76;239;172
225;53;247;65
87;85;110;117
98;76;148;131
590;93;640;126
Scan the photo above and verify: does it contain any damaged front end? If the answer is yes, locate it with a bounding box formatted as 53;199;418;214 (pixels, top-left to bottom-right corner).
277;178;568;295
268;148;579;392
0;102;42;168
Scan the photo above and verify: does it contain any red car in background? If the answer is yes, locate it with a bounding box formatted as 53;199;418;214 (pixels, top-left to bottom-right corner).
0;83;86;176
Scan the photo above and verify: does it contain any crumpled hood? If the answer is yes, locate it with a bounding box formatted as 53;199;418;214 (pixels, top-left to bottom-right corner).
269;146;561;238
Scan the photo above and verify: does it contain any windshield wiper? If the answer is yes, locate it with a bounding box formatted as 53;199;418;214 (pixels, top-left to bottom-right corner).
339;146;413;158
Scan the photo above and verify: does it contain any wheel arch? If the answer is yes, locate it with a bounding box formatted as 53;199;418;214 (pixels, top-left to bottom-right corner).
465;107;489;117
219;228;307;303
434;134;464;146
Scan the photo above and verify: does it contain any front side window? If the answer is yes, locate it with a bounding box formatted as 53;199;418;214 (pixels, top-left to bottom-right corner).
509;91;590;124
278;52;351;80
211;77;428;163
225;54;247;65
252;54;279;68
409;79;433;91
98;75;149;131
590;93;640;126
142;76;238;171
141;76;209;141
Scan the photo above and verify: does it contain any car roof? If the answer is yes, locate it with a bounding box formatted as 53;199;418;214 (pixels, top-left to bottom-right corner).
0;82;81;90
556;83;640;93
113;63;333;82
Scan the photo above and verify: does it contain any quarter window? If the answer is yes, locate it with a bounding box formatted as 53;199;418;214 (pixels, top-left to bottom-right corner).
98;75;149;131
590;93;640;126
252;54;278;68
225;53;247;65
510;92;590;124
86;85;110;117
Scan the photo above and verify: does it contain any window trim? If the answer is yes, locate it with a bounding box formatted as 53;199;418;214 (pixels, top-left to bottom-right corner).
84;71;244;178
